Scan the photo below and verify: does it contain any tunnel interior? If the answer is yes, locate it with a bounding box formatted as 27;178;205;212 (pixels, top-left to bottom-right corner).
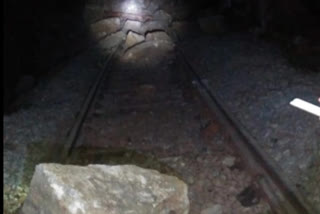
3;0;320;213
4;0;320;113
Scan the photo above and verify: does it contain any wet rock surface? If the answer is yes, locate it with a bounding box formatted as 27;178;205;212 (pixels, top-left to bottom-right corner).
22;164;189;214
153;10;172;25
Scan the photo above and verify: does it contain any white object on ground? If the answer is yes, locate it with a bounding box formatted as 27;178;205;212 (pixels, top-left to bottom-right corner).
290;98;320;117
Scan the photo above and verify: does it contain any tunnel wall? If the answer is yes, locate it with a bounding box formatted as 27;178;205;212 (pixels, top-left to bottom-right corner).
3;0;319;113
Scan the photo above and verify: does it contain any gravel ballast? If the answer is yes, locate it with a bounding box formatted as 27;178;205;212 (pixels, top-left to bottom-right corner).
182;33;320;211
3;47;110;213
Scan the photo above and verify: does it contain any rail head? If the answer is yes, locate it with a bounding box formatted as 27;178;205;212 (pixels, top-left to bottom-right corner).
60;44;122;160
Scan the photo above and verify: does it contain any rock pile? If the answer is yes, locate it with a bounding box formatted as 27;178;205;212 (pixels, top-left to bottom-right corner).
84;0;197;54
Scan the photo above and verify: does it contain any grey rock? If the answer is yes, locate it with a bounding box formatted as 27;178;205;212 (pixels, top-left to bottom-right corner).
22;164;189;214
186;176;195;185
124;31;145;50
123;40;174;62
90;18;121;40
221;156;236;167
147;2;160;13
196;156;203;163
123;20;169;35
143;21;169;33
154;10;172;25
146;31;173;44
122;20;144;34
211;169;220;178
274;152;282;162
283;149;291;157
201;204;223;214
97;31;126;50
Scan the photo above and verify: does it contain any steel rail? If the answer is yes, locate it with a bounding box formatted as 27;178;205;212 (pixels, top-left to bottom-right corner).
177;48;317;214
59;44;121;160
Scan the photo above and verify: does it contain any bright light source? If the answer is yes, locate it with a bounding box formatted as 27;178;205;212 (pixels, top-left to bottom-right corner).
124;1;139;13
290;98;320;117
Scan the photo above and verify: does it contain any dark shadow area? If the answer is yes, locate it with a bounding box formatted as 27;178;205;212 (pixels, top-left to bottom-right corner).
194;0;320;71
4;0;91;114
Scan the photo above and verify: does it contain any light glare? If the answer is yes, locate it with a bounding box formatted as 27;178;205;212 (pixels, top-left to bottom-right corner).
125;1;139;13
290;98;320;117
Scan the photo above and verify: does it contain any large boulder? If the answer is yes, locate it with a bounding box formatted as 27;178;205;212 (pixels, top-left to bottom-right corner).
122;20;144;34
97;31;126;50
153;10;172;25
90;18;121;40
122;41;175;63
122;20;169;35
146;31;173;44
123;31;145;50
22;164;189;214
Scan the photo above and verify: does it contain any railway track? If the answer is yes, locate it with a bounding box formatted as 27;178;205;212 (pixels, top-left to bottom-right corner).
177;49;317;214
59;43;316;214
